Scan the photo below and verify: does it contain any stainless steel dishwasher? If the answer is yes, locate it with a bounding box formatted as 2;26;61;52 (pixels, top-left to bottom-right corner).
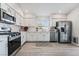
50;27;58;42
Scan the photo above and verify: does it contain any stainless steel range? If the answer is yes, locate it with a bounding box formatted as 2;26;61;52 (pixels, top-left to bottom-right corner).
8;32;21;56
0;26;21;56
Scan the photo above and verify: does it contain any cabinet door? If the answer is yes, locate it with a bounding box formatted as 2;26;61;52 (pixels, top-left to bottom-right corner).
24;19;28;26
21;33;24;45
29;33;34;41
21;19;26;26
21;32;24;45
21;32;27;45
43;33;50;41
0;41;8;56
16;13;21;25
26;33;36;41
1;4;12;15
10;8;16;16
37;33;41;41
1;4;15;17
37;33;50;41
0;36;8;56
1;3;8;12
23;32;27;42
6;6;12;15
25;19;36;26
33;33;37;41
34;33;38;41
26;33;30;41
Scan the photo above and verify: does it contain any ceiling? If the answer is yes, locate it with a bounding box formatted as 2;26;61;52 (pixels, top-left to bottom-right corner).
17;3;79;16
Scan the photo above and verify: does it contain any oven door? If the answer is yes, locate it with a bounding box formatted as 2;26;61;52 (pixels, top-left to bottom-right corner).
8;36;21;56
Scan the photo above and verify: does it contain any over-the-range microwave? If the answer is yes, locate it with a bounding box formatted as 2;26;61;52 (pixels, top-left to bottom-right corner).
0;8;16;24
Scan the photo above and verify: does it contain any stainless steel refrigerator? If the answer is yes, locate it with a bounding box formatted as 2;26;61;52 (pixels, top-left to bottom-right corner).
56;21;72;43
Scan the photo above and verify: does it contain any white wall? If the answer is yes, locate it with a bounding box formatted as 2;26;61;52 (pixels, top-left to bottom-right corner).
67;7;79;39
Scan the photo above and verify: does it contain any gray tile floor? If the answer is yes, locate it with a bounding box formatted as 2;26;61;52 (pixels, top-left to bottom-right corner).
16;42;79;56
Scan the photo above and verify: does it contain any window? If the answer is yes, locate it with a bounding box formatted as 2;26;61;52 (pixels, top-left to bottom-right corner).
37;17;49;27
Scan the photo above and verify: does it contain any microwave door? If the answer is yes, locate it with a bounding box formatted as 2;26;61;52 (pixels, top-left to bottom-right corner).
1;11;16;24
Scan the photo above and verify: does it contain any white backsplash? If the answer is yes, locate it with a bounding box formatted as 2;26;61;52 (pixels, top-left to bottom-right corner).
27;26;50;32
27;27;36;32
0;23;20;32
0;23;10;27
10;25;20;32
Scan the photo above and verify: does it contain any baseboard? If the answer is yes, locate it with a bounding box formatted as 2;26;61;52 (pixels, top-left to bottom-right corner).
50;41;58;42
26;41;50;43
72;42;79;47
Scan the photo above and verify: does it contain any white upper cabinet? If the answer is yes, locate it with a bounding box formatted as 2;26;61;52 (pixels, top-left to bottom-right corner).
15;13;21;25
1;3;13;16
24;19;37;26
1;3;24;26
1;3;35;26
10;8;16;17
1;3;8;12
21;18;27;26
50;14;67;26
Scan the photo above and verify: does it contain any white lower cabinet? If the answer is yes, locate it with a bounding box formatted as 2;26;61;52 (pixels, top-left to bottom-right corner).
26;32;50;41
37;32;50;41
26;33;36;41
21;32;27;45
0;35;8;56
